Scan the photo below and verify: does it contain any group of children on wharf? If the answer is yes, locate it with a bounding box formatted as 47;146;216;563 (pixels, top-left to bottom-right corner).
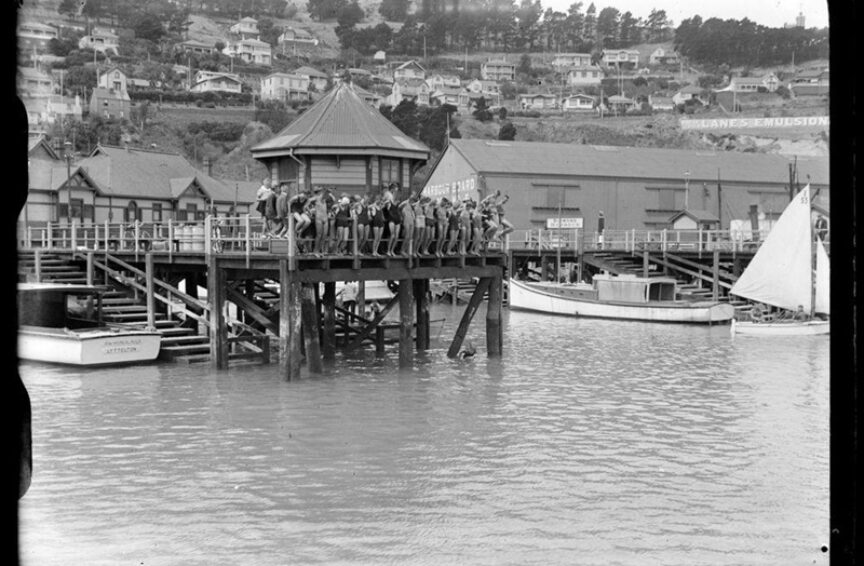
254;180;514;256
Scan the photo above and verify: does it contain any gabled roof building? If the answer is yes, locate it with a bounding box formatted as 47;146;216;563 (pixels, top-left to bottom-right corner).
421;139;828;230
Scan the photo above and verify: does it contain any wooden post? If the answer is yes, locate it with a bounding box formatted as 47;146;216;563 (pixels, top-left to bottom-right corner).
33;248;41;283
103;220;109;255
244;214;251;269
145;252;156;330
486;275;502;357
712;248;720;301
398;279;414;367
576;228;584;283
447;277;492;358
375;326;386;356
204;215;212;259
208;256;227;369
322;282;336;361
71;219;77;250
643;250;649;278
279;260;302;380
167;219;174;263
86;251;94;286
134;222;140;262
47;222;53;249
413;279;429;351
287;214;296;270
300;283;323;374
357;281;366;319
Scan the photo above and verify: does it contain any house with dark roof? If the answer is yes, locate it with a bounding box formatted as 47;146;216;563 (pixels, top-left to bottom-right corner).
89;86;131;120
481;60;515;82
177;39;217;55
518;93;558;110
393;60;426;81
421;139;829;231
561;93;596;112
18;143;258;233
251;83;430;195
672;85;706;106
294;66;330;91
668;209;720;230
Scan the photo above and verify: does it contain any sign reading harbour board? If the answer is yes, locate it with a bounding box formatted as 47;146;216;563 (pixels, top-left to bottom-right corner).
680;116;829;130
546;217;583;229
423;175;480;201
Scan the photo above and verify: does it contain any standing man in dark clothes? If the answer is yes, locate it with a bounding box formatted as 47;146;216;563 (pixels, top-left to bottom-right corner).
597;210;606;249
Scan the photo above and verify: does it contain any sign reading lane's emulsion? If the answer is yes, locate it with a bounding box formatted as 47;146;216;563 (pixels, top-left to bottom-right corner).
680;116;829;130
546;217;583;229
423;175;480;202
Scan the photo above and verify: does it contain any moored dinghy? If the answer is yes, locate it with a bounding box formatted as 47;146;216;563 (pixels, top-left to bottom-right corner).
508;273;735;323
729;184;829;336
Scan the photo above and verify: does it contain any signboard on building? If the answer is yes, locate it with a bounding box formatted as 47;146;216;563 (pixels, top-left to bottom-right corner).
680;116;829;130
423;175;480;202
546;217;583;229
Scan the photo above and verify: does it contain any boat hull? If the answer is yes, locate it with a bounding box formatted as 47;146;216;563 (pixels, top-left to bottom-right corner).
730;318;830;336
508;279;734;323
18;326;162;365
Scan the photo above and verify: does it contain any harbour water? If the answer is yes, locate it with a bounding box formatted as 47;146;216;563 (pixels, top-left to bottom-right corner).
18;305;829;566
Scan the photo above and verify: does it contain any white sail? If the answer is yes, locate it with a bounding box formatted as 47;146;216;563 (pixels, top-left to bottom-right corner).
730;186;814;311
815;238;830;315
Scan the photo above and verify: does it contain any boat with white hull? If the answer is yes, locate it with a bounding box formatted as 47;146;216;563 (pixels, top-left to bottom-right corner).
729;184;830;337
509;275;735;323
18;283;162;365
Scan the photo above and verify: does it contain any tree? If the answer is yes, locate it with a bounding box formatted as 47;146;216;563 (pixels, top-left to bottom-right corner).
595;7;620;49
308;0;349;21
646;9;671;43
379;0;410;22
258;17;281;46
472;97;493;122
131;12;165;42
498;121;516;140
390;99;420;137
337;1;364;28
57;0;80;18
517;53;532;76
64;66;98;97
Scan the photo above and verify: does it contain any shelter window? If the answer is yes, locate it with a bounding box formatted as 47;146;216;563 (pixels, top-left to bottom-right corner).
380;158;401;187
123;201;141;222
152;203;163;222
69;198;84;221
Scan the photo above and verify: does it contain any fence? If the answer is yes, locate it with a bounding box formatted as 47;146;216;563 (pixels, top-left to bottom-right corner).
21;219;805;260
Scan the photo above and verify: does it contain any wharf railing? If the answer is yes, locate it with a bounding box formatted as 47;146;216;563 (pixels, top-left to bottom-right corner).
21;219;822;260
507;228;779;255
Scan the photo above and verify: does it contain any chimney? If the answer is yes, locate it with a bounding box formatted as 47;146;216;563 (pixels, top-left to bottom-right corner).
204;157;213;177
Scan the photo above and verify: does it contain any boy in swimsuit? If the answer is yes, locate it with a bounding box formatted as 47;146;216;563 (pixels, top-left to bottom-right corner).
398;195;416;256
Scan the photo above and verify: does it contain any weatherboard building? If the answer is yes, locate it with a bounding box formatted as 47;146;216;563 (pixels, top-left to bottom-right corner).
422;139;829;231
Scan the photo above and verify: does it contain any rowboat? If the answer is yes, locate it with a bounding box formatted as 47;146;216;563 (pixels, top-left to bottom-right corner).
18;283;162;365
729;184;830;336
508;274;735;323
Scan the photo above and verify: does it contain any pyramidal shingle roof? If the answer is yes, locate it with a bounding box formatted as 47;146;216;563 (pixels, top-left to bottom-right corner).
251;83;430;159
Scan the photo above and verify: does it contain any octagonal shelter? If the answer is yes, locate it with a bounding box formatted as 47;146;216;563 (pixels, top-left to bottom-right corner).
250;82;430;196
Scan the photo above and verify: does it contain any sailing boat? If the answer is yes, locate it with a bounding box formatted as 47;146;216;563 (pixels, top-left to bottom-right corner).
730;184;829;336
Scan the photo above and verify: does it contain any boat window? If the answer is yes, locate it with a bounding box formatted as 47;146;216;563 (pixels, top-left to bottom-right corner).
596;279;647;303
648;282;676;301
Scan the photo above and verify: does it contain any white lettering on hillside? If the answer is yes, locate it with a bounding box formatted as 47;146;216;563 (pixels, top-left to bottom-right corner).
680;116;829;130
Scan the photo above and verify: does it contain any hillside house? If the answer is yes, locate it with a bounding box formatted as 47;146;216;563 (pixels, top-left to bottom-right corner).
553;53;593;69
607;95;636;114
672;85;706;106
723;73;780;93
177;39;217;55
89;87;131;120
561;93;596;112
294;66;330;91
18;67;55;97
388;78;430;106
790;68;829;96
223;38;272;66
648;95;675;111
97;67;129;98
464;79;501;105
230;17;259;39
430;87;463;108
190;71;243;94
78;28;119;55
602;49;640;69
426;74;461;90
458;91;495;113
353;85;382;108
649;48;680;66
394;60;426;81
251;83;430;196
374;51;386;62
260;72;311;102
18;21;58;52
566;66;603;87
278;28;319;50
518;93;558;110
481;60;516;82
24;95;83;131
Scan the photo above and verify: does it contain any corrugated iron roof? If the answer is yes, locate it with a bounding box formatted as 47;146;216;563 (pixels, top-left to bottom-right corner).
77;146;254;203
251;83;430;157
447;139;829;185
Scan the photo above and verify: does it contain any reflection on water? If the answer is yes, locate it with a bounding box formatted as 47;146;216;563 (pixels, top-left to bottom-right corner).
19;306;829;566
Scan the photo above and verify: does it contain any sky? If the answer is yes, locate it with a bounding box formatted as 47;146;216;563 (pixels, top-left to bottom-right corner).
540;0;830;30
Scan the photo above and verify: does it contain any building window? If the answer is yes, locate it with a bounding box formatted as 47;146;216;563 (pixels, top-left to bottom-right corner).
187;203;201;221
70;198;84;221
152;203;163;222
380;158;400;186
124;201;141;223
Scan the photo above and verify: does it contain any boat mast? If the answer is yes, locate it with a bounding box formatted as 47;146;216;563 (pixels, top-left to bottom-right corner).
809;187;817;318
